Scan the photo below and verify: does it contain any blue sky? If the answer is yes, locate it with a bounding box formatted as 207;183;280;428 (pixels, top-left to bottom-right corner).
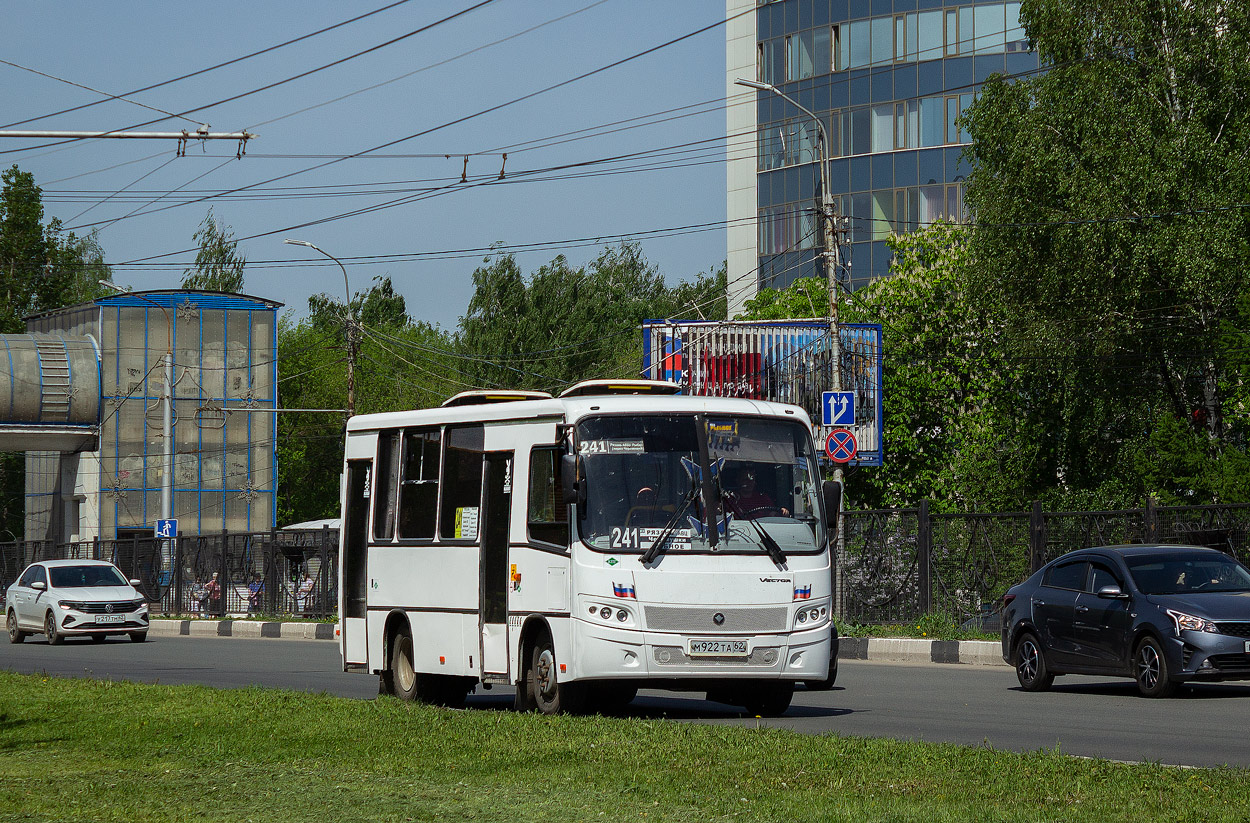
0;0;731;329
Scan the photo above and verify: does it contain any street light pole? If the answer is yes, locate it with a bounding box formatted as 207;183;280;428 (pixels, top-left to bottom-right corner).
98;281;174;569
284;239;356;418
735;77;848;610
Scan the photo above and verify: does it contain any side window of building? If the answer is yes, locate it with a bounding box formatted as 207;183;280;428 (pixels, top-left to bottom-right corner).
1044;561;1087;591
398;429;441;539
372;431;401;541
1087;562;1122;593
528;447;568;547
439;425;485;540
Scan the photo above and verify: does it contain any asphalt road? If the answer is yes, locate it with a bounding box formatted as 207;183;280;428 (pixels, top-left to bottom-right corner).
4;634;1250;768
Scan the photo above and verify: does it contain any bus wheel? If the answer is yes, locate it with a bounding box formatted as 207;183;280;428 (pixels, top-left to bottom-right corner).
390;631;420;701
527;632;584;715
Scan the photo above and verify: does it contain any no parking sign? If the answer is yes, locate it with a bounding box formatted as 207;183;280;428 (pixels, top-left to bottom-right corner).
825;429;857;463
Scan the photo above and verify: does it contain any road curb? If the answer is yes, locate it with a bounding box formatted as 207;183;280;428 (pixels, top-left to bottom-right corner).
149;618;335;641
147;619;1007;666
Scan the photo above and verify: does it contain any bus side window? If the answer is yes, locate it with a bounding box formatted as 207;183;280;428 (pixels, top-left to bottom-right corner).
372;431;401;541
439;425;485;540
528;446;568;547
399;429;440;539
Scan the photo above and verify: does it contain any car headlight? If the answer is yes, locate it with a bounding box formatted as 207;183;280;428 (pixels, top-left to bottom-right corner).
57;600;86;611
1167;609;1217;634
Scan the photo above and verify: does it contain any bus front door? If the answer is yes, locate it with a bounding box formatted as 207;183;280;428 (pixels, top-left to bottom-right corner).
480;451;513;677
341;460;371;667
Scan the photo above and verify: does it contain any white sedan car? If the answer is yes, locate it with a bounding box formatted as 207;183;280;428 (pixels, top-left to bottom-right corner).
6;559;150;644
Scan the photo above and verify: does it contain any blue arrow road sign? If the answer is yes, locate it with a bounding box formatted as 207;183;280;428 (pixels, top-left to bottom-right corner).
822;391;856;426
154;519;178;539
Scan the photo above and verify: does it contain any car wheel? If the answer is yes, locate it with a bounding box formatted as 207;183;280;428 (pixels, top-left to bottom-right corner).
6;610;25;644
45;611;63;646
1014;632;1053;691
91;633;107;644
128;632;147;643
526;631;584;715
1134;636;1178;698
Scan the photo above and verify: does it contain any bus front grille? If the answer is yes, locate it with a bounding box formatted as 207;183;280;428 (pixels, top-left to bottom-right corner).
643;605;787;633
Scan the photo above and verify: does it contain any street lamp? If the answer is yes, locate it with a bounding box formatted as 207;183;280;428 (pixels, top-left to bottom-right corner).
735;77;849;609
284;239;357;418
98;281;174;568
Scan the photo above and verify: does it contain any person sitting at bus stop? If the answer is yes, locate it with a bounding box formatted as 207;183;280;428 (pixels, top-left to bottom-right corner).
723;467;787;520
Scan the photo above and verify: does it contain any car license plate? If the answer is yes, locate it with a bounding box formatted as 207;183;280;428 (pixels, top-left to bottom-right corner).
1245;641;1250;654
688;638;748;657
95;614;125;625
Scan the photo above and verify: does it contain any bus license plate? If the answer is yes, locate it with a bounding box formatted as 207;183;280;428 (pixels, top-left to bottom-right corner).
95;614;125;625
688;639;748;657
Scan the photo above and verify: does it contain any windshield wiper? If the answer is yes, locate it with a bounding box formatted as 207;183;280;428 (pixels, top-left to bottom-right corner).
639;483;699;566
723;489;787;566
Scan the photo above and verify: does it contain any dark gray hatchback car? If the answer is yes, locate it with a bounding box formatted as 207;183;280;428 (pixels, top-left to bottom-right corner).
1001;545;1250;697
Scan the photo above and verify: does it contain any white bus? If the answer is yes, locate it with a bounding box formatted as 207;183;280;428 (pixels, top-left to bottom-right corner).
338;380;839;715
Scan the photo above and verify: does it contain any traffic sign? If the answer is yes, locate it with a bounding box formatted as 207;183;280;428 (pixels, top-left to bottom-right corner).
822;391;855;426
154;519;178;539
825;429;858;463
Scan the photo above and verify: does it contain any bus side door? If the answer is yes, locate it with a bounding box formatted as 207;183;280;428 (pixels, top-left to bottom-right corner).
480;451;514;676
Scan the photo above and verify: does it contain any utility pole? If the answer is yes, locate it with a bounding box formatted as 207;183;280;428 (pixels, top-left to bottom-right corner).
736;78;850;613
284;239;356;418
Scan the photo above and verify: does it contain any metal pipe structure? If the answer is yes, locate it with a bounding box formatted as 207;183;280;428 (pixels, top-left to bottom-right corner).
0;130;256;140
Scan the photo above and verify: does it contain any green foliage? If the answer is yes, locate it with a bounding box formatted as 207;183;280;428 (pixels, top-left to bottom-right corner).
277;278;462;525
0;165;113;539
962;0;1250;504
457;243;726;391
181;209;245;293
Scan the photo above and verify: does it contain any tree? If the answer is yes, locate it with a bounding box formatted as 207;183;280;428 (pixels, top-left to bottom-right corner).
963;0;1250;503
457;243;727;391
277;277;460;525
182;209;245;292
0;165;113;538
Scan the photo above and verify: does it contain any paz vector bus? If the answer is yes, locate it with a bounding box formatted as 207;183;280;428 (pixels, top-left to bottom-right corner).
337;379;839;715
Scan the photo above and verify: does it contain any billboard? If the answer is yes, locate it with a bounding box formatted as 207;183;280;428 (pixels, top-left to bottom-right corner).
641;319;883;467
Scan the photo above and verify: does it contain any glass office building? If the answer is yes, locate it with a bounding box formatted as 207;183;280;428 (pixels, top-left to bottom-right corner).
725;0;1038;314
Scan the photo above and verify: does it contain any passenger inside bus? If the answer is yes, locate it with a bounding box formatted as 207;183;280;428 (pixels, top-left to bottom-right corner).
723;466;788;520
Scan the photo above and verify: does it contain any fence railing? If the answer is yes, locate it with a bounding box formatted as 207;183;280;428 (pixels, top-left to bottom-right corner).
5;500;1249;626
0;528;339;619
839;500;1250;625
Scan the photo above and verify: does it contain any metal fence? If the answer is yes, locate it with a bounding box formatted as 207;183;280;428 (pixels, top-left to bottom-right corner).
838;500;1250;625
5;501;1249;626
0;528;338;619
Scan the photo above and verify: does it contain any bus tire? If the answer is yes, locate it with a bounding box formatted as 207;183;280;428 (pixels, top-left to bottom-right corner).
390;630;421;701
526;631;585;715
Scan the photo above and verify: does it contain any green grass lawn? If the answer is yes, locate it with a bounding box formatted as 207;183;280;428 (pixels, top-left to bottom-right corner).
1;671;1246;822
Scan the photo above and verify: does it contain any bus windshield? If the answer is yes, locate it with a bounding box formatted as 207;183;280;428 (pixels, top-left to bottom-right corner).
575;414;825;555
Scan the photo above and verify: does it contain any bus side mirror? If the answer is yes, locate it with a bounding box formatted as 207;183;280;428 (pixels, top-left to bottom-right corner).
822;480;842;534
561;454;586;507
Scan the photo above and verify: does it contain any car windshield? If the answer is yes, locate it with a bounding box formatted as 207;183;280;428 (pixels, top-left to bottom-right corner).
49;565;127;588
1125;553;1250;595
575;414;825;555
